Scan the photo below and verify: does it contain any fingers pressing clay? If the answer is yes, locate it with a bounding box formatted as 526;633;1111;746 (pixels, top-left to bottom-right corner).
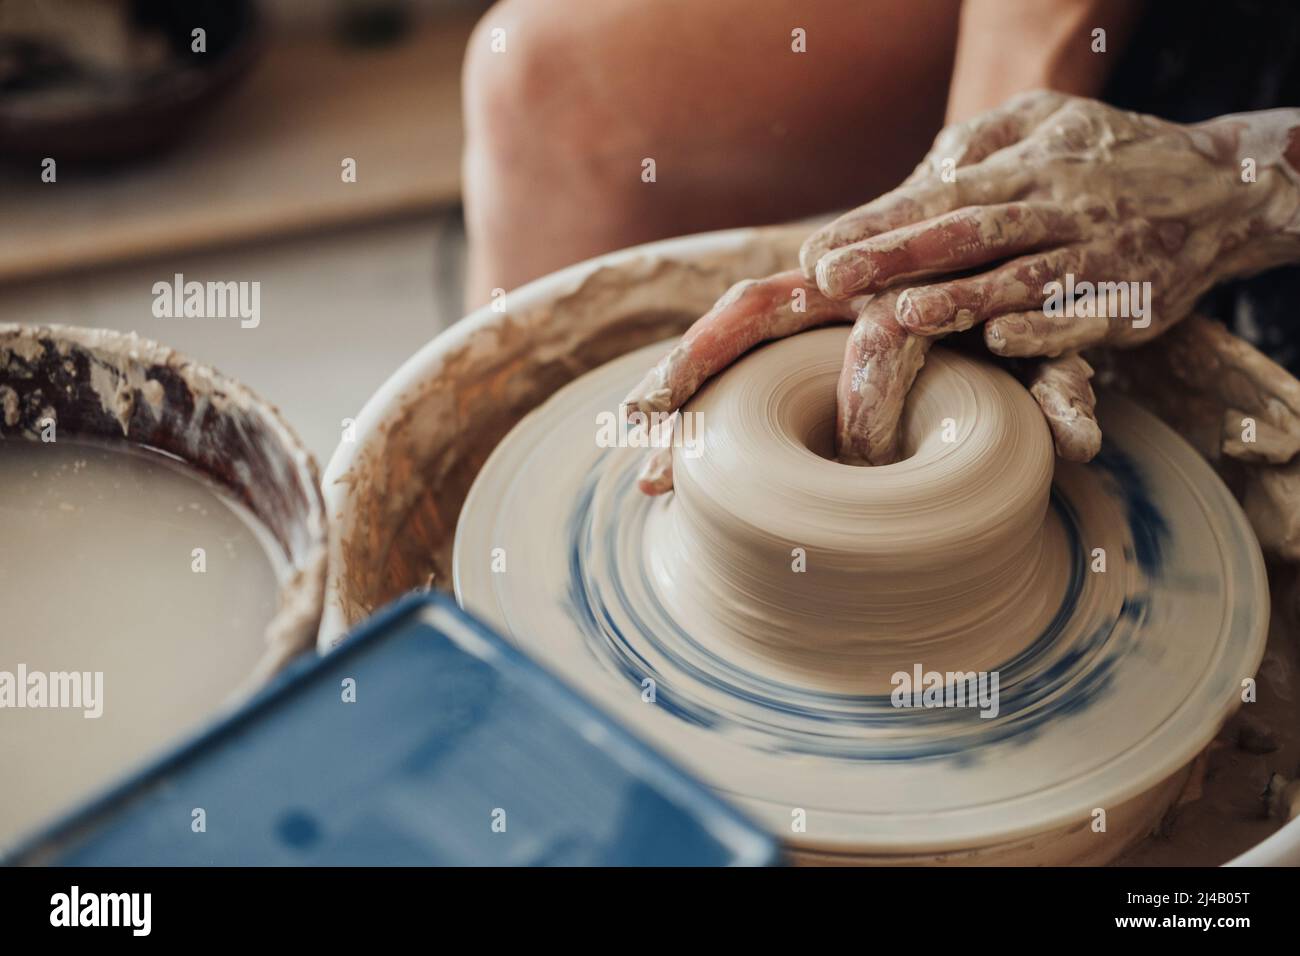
636;412;678;495
1027;353;1102;463
896;245;1099;336
636;446;674;496
1101;315;1300;559
626;269;857;497
1178;318;1300;444
815;202;1082;300
623;269;857;417
799;187;948;281
835;291;932;465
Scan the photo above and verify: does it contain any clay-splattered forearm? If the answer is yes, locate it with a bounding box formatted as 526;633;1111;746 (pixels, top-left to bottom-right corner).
1187;108;1300;265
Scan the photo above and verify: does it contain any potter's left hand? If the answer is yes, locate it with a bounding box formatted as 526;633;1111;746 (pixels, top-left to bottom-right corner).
1109;315;1300;563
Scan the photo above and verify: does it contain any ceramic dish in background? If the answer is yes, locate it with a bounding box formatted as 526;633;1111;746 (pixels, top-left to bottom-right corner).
0;0;260;163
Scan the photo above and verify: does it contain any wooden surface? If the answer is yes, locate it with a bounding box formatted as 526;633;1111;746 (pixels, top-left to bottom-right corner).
0;16;474;285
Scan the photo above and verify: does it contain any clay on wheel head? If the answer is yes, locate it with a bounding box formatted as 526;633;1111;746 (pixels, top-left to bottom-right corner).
651;330;1066;686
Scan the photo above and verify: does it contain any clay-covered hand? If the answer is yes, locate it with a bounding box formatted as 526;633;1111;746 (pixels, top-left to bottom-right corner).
623;273;1100;492
808;92;1300;347
1108;315;1300;562
626;92;1300;493
812;91;1300;461
623;93;1098;488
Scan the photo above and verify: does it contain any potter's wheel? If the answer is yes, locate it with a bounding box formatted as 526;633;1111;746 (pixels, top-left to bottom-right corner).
453;328;1268;864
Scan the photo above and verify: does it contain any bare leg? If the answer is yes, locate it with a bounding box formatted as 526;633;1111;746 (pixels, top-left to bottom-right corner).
461;0;961;308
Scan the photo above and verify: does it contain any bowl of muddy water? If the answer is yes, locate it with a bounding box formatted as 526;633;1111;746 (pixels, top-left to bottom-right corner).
0;324;326;849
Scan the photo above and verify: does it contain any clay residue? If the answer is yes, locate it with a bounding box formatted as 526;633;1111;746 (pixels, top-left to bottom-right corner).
140;378;165;414
0;385;17;427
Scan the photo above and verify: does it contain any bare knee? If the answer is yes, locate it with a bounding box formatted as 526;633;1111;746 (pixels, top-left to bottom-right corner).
462;0;571;179
462;6;616;211
461;1;662;297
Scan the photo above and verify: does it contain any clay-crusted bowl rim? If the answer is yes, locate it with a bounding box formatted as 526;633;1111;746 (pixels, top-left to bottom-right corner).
0;322;327;684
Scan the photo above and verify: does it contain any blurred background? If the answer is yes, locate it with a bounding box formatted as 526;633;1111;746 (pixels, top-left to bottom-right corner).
1;0;485;462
